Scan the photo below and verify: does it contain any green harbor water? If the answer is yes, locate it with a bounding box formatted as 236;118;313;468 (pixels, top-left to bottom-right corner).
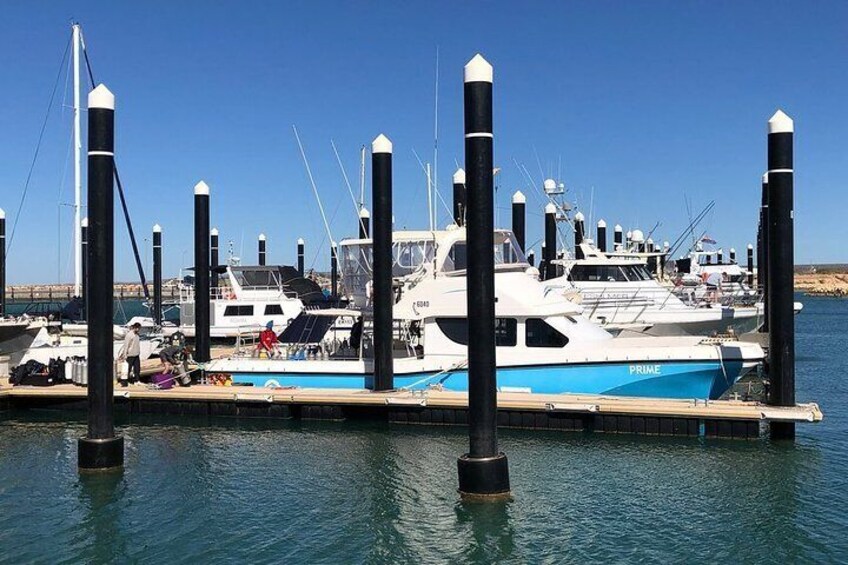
1;295;846;563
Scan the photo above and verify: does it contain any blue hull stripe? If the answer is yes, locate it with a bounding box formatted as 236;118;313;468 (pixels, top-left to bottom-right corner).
230;360;745;400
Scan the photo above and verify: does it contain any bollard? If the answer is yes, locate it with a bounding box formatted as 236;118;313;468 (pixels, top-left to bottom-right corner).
194;181;211;363
297;238;305;276
78;84;123;471
457;53;510;500
371;134;394;391
574;212;585;260
544;203;557;280
511;191;526;254
766;109;795;440
359;207;370;239
453;168;466;226
597;219;607;253
258;233;266;266
153;224;162;326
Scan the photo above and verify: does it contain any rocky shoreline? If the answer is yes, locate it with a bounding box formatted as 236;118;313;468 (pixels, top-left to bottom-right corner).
794;272;848;297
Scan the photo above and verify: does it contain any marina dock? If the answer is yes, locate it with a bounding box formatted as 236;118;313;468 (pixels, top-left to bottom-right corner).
0;383;821;439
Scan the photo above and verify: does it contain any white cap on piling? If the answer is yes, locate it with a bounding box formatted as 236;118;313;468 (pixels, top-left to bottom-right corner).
0;208;5;220
632;230;644;242
153;223;161;233
512;190;526;204
88;83;115;110
210;227;219;236
464;53;493;83
259;233;266;241
614;224;622;231
297;238;305;245
331;241;337;249
748;243;754;249
359;207;370;219
597;219;606;228
730;247;736;253
372;134;392;154
545;202;557;214
626;230;633;239
194;180;210;196
647;238;654;245
663;241;670;249
543;179;556;192
574;211;585;222
768;109;794;134
81;217;88;227
453;168;466;184
762;172;768;183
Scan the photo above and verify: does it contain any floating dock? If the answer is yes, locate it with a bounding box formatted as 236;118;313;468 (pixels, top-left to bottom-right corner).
0;383;822;440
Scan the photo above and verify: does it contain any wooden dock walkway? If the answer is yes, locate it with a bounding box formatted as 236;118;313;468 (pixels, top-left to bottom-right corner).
0;383;822;440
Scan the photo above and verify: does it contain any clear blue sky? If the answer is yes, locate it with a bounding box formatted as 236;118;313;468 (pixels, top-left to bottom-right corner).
2;1;846;284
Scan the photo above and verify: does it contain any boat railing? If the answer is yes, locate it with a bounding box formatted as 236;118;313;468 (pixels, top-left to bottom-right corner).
179;284;299;303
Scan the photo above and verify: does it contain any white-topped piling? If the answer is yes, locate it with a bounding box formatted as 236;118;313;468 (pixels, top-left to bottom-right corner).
511;191;526;254
596;219;607;253
453;168;466;226
193;180;211;363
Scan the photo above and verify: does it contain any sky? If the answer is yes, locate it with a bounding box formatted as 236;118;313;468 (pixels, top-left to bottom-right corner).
1;1;846;284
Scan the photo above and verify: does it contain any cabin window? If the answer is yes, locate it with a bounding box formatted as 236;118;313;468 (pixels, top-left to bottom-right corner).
436;318;517;346
494;318;517;346
568;265;630;282
264;304;283;316
444;243;468;272
525;318;569;348
224;305;254;317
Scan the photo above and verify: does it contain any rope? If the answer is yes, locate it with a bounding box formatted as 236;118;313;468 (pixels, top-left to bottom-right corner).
8;30;72;252
402;359;467;390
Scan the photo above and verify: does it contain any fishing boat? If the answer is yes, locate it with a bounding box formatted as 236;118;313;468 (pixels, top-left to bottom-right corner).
205;227;763;400
144;263;344;340
544;243;762;337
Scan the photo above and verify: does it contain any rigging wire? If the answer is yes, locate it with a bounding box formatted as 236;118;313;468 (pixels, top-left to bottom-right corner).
8;29;72;252
330;139;368;236
293;125;336;259
79;31;151;299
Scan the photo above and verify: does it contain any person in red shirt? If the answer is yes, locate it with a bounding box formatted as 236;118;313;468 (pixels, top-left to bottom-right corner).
258;321;280;358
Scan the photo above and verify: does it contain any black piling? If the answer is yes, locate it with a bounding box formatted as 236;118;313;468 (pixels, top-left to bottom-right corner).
81;217;88;320
717;248;724;264
614;224;623;249
210;227;219;289
358;207;370;239
153;224;162;326
574;212;585;260
453;168;466;226
511;191;526;254
297;238;305;276
766;109;796;441
527;249;535;267
0;208;5;317
730;247;736;264
760;173;770;331
258;234;266;266
747;244;754;287
457;54;510;500
544;203;557;281
330;242;338;300
194;181;211;363
597;219;607;253
371;134;394;392
78;84;123;471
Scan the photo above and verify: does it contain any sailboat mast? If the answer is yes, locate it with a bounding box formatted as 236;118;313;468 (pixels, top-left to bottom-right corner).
359;145;366;209
72;23;82;297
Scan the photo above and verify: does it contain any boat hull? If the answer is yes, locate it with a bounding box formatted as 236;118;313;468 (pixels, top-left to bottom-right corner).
225;359;748;400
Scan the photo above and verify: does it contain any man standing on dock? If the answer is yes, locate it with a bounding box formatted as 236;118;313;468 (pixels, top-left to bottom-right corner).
118;322;142;387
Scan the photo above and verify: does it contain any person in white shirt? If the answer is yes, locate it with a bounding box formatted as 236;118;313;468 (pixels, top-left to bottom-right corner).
118;323;142;387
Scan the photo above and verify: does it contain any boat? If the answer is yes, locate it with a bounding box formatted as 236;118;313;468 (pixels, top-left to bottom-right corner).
204;227;764;400
0;318;44;356
9;323;162;367
154;263;346;340
544;243;762;337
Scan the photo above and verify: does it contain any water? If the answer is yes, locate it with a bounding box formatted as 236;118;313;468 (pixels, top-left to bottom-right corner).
1;295;846;563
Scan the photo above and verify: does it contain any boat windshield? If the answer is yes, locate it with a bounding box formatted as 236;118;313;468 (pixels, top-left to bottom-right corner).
342;239;436;295
443;232;527;272
569;264;653;282
231;268;283;289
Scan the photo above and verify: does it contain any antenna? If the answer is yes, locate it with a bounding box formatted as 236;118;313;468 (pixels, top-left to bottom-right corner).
433;45;440;229
330;139;366;235
359;145;366;208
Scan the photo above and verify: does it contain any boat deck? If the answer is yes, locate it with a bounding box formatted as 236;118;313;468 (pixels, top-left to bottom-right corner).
0;381;822;440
